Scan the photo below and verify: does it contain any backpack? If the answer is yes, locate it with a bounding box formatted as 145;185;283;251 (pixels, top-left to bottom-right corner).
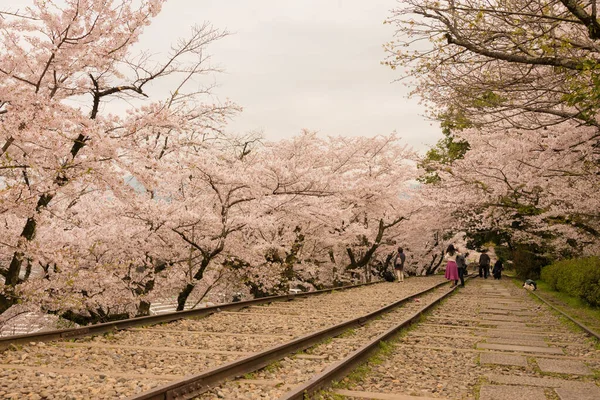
383;270;395;282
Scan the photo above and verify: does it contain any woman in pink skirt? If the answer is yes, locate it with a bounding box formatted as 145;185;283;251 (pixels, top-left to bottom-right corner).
444;244;460;287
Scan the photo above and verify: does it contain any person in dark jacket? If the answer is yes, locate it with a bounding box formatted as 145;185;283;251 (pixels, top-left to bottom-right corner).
492;259;503;279
393;247;406;282
479;250;491;279
456;249;468;287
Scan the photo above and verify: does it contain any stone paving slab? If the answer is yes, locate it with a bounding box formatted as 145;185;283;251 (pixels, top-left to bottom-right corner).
483;330;547;340
479;385;547;400
487;337;548;347
421;324;550;336
513;311;537;317
488;305;528;311
481;315;529;322
484;296;523;301
486;310;510;315
395;344;598;362
429;317;537;327
481;322;530;330
486;373;594;388
477;343;563;354
333;389;444;400
536;358;593;375
480;352;528;367
554;383;600;400
493;321;556;329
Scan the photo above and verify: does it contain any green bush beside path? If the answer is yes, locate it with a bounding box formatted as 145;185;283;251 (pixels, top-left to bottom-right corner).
541;257;600;307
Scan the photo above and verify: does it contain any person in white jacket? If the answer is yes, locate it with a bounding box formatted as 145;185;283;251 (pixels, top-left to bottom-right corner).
444;244;460;287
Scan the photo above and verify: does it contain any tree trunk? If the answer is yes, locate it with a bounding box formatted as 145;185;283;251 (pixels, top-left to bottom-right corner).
176;253;215;311
1;133;86;313
425;251;445;275
176;283;195;311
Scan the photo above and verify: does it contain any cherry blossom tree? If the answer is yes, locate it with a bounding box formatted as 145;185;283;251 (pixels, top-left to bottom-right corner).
385;0;600;143
422;123;600;260
252;132;425;284
385;0;600;264
1;0;466;326
0;0;239;315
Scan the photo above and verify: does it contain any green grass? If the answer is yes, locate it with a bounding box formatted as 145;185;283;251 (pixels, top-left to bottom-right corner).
536;281;600;324
7;343;22;352
338;328;357;338
264;360;282;374
102;331;118;342
527;356;541;374
472;375;489;400
309;390;345;400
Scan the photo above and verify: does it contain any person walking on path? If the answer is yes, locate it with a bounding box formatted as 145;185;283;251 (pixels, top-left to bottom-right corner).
456;249;468;287
393;247;406;282
492;259;503;280
444;244;460;287
478;249;491;279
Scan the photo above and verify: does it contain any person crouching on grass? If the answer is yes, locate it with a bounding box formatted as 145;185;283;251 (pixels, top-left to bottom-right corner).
444;244;460;287
393;247;405;282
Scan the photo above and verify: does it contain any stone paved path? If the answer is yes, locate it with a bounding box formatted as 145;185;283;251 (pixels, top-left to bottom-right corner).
327;277;600;400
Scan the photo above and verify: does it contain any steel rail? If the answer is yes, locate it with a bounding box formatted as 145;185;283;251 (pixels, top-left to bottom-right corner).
279;277;472;400
0;280;383;351
508;275;600;340
126;279;451;400
529;290;600;340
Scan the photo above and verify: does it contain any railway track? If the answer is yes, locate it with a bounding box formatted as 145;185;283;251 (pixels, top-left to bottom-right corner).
309;278;600;400
0;276;447;399
0;281;381;350
528;290;600;340
194;278;459;400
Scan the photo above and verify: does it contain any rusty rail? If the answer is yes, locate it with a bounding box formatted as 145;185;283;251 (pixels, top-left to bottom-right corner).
507;276;600;341
126;279;451;400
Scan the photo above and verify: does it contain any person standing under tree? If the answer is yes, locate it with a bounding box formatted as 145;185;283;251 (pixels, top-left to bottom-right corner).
393;247;406;282
479;249;491;279
456;249;468;287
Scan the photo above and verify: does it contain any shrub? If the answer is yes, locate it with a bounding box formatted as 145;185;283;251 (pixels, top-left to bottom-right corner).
540;257;600;306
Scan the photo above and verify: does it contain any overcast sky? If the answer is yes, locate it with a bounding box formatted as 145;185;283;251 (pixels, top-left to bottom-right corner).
9;0;442;152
